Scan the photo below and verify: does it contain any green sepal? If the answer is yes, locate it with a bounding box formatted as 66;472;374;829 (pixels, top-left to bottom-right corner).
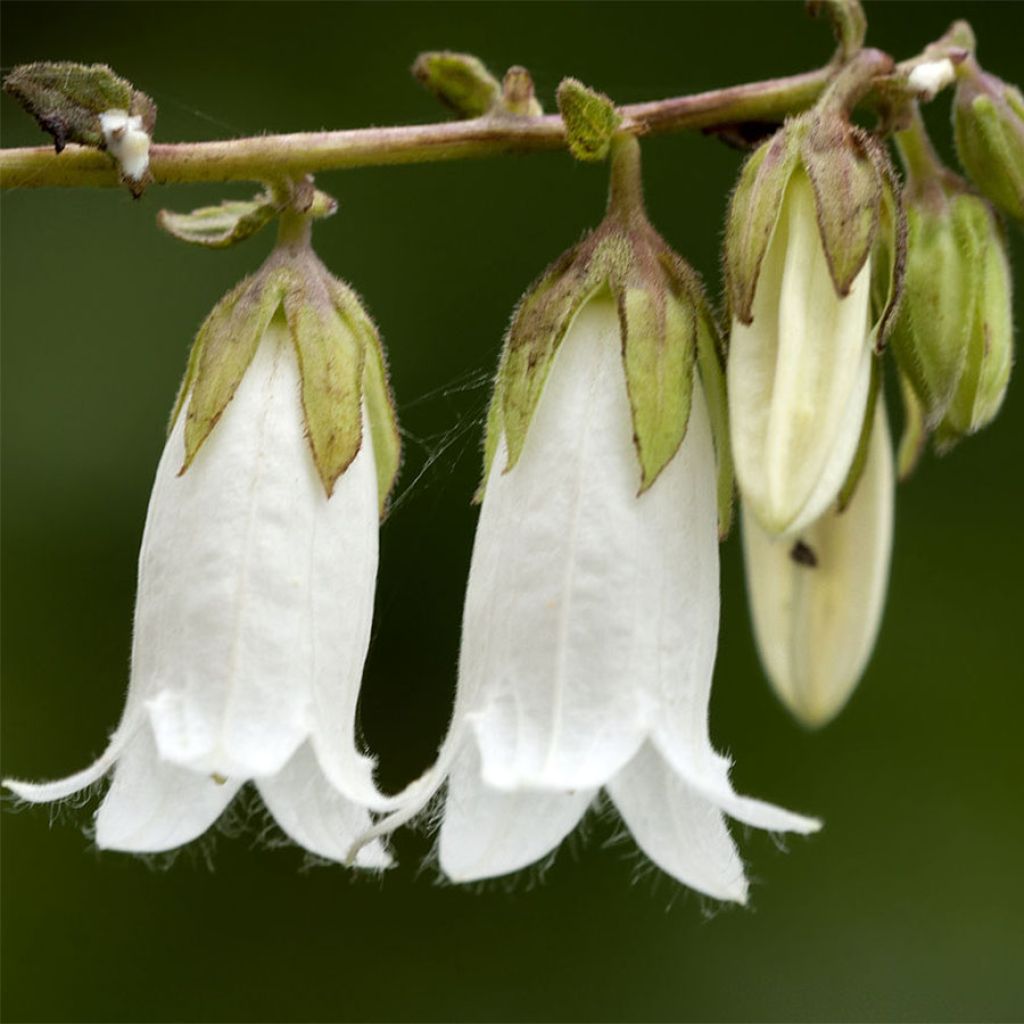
475;362;505;505
284;275;366;497
158;194;278;249
180;268;293;472
694;313;734;539
500;245;607;472
869;157;907;353
725;125;800;324
836;354;881;512
616;279;695;494
556;78;621;162
325;276;402;514
412;52;500;119
800;117;881;297
3;61;155;152
897;372;927;481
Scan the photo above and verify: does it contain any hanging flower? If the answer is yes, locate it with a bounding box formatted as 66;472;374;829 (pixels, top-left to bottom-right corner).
356;138;819;902
742;402;895;728
5;212;402;865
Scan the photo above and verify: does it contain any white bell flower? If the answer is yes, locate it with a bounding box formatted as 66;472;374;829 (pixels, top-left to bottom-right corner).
728;170;874;538
366;295;819;902
5;319;390;867
742;402;895;727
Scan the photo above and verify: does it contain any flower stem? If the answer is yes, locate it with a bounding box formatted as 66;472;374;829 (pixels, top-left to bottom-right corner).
0;66;834;190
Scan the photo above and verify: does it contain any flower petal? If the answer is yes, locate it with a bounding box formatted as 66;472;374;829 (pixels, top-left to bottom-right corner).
743;402;895;727
650;734;821;834
95;723;241;853
256;742;390;868
4;711;140;803
607;743;748;903
138;319;380;795
438;743;595;882
464;295;662;791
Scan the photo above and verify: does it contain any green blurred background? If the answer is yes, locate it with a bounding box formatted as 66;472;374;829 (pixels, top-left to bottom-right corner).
2;3;1022;1021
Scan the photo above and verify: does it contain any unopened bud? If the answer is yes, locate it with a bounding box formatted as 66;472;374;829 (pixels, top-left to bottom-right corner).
556;79;621;162
954;58;1024;222
412;51;500;119
890;183;1011;434
725;111;901;536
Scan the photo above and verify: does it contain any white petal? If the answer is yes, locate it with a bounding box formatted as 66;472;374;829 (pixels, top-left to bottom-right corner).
4;706;142;802
729;170;873;536
256;742;390;868
607;743;748;903
438;742;595;882
743;402;895;727
136;319;380;793
651;734;821;834
465;295;684;791
95;723;241;853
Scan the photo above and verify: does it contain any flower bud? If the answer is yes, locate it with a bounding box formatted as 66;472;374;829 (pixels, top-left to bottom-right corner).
725;111;901;536
935;204;1014;446
954;58;1024;223
889;182;1013;433
742;402;894;728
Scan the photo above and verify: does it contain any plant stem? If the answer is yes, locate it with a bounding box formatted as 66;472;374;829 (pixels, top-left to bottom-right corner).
0;66;832;190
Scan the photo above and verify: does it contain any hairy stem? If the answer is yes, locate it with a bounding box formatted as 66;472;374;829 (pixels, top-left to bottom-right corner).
0;66;832;190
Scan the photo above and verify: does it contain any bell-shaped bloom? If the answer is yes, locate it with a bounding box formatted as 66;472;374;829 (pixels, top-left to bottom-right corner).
728;169;875;537
5;319;392;866
742;403;894;727
370;295;819;902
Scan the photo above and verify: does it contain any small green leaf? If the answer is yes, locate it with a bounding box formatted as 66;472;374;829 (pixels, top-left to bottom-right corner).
695;313;735;539
3;61;155;152
158;195;278;249
725;125;800;324
412;52;500;119
326;277;402;513
618;284;695;494
285;278;365;497
182;269;291;472
801;118;881;297
556;78;621;162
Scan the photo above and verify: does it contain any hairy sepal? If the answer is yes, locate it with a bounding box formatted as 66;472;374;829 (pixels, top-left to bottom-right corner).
800;116;882;298
325;276;402;513
695;313;734;539
181;267;293;472
616;277;695;494
725;125;800;325
499;242;608;473
284;270;366;497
